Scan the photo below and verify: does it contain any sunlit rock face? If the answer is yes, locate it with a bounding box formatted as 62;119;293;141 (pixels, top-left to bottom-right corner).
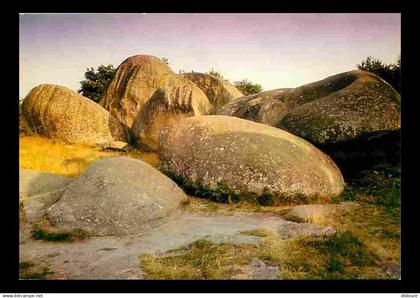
21;84;128;146
158;115;345;205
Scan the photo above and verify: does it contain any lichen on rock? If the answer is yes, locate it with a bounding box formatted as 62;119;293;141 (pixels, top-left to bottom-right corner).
158;115;345;205
278;70;401;145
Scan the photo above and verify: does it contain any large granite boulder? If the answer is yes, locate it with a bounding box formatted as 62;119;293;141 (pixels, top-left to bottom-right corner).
131;76;212;151
278;70;401;145
158;115;345;205
218;70;400;144
217;88;292;126
99;55;175;128
183;72;243;111
217;70;401;174
278;70;401;174
46;157;185;236
21;84;128;146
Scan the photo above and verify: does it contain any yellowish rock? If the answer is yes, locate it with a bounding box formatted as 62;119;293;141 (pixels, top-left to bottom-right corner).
21;84;128;146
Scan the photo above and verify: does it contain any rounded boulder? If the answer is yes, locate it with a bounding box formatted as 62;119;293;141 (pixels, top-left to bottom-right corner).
46;157;185;236
278;70;401;145
131;75;212;150
99;55;179;127
21;84;128;146
158;115;345;205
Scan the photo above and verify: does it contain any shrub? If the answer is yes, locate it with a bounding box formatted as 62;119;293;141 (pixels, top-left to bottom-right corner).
234;79;263;95
208;68;223;79
357;56;400;93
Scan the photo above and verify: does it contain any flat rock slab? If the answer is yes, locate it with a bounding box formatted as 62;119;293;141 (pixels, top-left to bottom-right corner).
20;211;335;280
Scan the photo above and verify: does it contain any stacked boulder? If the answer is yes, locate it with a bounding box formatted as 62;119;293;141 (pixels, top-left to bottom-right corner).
99;55;212;149
218;88;292;126
130;73;211;150
20;56;400;210
182;72;244;112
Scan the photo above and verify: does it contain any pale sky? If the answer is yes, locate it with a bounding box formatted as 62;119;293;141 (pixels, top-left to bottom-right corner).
19;13;401;99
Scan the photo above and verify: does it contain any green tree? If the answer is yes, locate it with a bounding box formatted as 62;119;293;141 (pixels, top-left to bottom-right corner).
208;68;223;79
234;79;263;96
357;56;400;93
78;65;116;102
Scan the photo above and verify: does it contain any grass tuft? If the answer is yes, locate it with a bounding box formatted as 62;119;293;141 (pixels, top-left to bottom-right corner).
19;261;35;269
240;229;273;237
336;164;400;212
20;266;54;280
31;228;90;242
306;231;380;267
139;239;257;279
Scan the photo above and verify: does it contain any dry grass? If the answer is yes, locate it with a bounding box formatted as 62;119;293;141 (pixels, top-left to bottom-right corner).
330;204;400;265
281;205;337;226
19;134;159;177
181;195;291;214
140;226;392;280
299;205;328;225
240;228;274;238
140;202;399;280
139;239;258;279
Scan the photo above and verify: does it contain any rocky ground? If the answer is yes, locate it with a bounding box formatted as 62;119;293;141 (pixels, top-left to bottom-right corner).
19;210;335;280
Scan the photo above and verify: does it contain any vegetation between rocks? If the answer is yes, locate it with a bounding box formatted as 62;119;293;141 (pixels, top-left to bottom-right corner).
357;56;400;93
31;228;90;242
139;239;258;279
164;170;331;207
19;134;159;177
78;64;116;102
19;133;400;280
139;229;388;280
19;261;54;280
142;171;400;280
337;163;401;213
